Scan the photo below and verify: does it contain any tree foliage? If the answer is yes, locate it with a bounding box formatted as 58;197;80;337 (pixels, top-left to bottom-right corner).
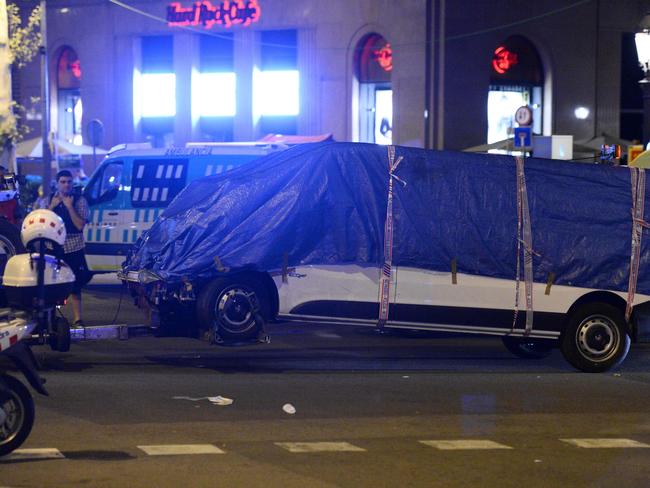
1;3;42;149
6;3;42;68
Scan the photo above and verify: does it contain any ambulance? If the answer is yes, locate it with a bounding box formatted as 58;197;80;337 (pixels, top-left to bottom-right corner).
83;142;286;275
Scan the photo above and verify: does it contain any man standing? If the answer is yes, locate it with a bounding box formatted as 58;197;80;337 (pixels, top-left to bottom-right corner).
49;169;90;327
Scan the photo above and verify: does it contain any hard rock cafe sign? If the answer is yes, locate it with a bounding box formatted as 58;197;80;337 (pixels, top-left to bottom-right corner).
167;1;261;29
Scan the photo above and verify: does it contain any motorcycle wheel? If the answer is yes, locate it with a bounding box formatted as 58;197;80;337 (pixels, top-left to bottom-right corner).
0;374;35;457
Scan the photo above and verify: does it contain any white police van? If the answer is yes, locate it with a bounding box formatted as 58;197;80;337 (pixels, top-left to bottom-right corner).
83;142;285;275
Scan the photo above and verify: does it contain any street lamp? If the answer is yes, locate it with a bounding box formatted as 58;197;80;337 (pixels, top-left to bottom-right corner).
635;12;650;145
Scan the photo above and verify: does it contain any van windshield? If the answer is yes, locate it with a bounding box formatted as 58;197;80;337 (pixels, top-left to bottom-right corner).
85;161;123;204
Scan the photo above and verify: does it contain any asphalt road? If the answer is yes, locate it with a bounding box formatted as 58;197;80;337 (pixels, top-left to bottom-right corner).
1;286;650;487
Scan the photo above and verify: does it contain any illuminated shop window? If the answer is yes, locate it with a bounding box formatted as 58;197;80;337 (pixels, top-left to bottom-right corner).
141;73;176;117
196;34;235;139
256;30;298;134
487;36;544;145
193;72;236;116
57;46;83;145
134;36;175;133
254;69;299;116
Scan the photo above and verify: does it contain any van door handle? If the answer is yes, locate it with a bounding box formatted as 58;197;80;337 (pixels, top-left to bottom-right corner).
108;211;118;216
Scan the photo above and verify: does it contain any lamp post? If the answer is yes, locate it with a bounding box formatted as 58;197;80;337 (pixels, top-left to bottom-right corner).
635;12;650;145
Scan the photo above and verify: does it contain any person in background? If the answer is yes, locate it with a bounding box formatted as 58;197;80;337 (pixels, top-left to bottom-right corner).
34;185;49;210
0;165;23;225
49;169;90;327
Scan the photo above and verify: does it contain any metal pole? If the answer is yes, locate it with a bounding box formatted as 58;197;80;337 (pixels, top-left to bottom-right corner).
40;0;51;196
642;80;650;145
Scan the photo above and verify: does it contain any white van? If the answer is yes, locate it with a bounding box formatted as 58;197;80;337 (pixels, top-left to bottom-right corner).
120;142;650;373
82;143;285;273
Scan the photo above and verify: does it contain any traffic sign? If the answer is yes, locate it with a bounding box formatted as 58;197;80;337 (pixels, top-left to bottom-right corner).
514;127;531;147
86;119;104;147
515;106;533;126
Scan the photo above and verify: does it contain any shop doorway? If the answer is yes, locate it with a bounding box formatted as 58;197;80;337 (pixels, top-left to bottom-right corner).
488;36;544;144
355;33;393;144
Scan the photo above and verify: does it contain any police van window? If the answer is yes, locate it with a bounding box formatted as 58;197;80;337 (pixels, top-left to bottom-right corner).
131;158;188;208
84;161;123;204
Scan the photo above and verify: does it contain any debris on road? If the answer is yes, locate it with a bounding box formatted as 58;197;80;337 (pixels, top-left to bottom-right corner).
173;395;234;406
282;403;296;414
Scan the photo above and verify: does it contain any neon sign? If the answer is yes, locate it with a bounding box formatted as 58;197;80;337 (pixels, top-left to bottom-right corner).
373;43;393;72
70;60;81;79
167;1;261;29
492;46;518;74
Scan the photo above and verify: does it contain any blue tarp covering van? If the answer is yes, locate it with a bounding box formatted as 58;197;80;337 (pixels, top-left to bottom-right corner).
124;142;648;294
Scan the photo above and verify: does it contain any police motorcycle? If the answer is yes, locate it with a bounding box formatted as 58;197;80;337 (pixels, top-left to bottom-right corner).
0;209;75;456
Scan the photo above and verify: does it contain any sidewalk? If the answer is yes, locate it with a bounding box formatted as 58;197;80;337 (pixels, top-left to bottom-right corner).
58;285;146;327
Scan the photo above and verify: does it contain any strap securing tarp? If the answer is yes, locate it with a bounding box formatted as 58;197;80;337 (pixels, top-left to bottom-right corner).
377;146;405;328
626;168;648;322
513;156;535;335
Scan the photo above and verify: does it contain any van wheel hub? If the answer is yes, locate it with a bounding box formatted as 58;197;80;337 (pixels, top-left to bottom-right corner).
217;289;255;332
577;315;618;361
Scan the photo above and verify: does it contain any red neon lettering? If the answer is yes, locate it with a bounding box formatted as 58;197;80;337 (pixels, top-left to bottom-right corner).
167;1;261;29
492;46;518;74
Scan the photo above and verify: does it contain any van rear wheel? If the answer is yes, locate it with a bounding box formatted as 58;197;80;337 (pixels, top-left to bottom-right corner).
560;303;630;373
196;275;269;342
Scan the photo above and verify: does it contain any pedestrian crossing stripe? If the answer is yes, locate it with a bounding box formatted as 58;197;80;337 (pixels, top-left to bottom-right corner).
137;444;225;456
419;440;513;450
275;442;366;453
560;438;650;448
0;448;64;461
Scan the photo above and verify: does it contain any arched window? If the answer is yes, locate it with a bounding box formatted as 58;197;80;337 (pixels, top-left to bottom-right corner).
487;36;544;144
355;33;392;144
56;46;83;145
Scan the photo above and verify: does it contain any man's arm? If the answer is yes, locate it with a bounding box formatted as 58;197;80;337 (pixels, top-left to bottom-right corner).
63;195;89;231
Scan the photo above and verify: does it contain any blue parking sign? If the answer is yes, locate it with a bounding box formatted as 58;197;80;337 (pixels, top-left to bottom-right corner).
514;127;531;147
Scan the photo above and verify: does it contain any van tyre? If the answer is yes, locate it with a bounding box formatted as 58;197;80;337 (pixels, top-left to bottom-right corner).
502;336;555;359
0;374;35;457
561;303;630;373
196;275;269;342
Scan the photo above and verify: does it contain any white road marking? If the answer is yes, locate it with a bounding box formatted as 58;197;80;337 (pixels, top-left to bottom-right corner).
137;444;225;456
275;442;366;453
560;438;650;449
0;448;65;461
420;440;513;450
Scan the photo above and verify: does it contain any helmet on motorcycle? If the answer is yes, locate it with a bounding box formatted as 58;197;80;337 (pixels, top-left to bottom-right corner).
21;209;66;247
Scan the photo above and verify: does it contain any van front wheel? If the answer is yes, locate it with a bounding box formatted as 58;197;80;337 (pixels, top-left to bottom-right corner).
560;303;630;373
196;276;269;342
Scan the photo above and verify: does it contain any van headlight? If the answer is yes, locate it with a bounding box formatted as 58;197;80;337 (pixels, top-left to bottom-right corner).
138;269;162;284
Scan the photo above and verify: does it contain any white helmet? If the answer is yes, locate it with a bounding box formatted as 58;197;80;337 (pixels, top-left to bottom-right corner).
21;209;66;247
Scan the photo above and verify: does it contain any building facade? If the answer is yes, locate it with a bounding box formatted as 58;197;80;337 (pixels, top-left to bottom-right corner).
11;0;650;161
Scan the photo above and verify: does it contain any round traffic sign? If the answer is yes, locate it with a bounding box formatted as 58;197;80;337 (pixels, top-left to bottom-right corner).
515;106;533;126
86;119;104;147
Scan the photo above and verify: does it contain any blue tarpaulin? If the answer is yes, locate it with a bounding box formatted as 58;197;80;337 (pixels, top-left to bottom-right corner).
124;142;648;295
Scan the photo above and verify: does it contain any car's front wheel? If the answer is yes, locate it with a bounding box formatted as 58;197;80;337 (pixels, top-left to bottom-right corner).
196;275;269;342
560;303;630;373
